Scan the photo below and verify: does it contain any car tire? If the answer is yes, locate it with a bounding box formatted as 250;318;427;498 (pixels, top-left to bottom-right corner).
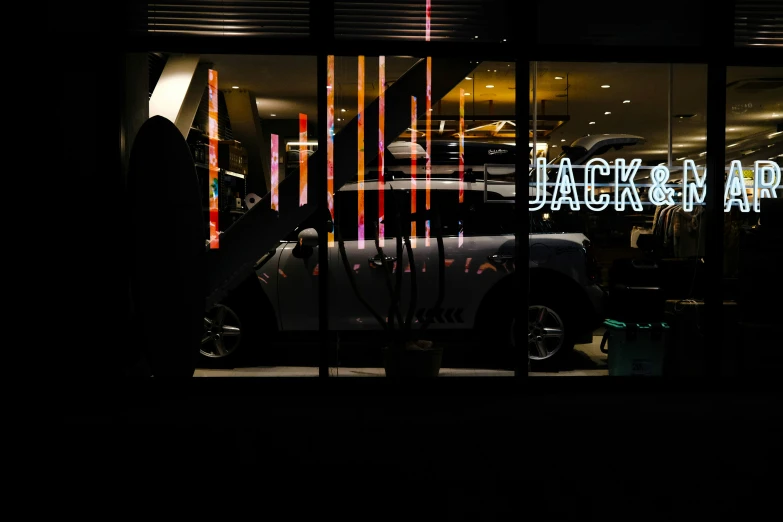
478;293;576;371
199;277;273;369
523;296;577;372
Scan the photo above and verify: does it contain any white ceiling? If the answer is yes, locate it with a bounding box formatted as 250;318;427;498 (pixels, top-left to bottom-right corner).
194;54;783;162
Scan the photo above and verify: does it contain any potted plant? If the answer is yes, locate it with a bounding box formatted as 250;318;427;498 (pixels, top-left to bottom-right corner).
336;187;446;378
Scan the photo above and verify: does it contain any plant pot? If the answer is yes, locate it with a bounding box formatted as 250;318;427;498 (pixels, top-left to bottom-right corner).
382;342;443;378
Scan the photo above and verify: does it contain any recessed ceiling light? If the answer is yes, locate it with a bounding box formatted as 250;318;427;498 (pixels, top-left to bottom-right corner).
486;85;494;88
699;152;707;156
728;128;736;131
503;39;507;42
493;70;497;72
601;85;610;88
474;35;479;39
465;92;471;96
270;114;276;117
589;121;596;125
341;109;346;112
337;118;342;121
551;145;557;148
232;86;240;89
605;111;611;115
429;108;433;111
623;100;631;104
465;76;472;80
561;139;566;142
554;76;563;80
728;143;739;147
698;137;706;140
677;157;687;161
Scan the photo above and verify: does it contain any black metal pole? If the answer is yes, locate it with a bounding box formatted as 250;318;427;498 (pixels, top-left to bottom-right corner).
514;28;532;378
703;3;732;377
313;1;335;378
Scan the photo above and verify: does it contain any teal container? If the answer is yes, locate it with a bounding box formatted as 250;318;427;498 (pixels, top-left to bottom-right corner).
600;319;670;376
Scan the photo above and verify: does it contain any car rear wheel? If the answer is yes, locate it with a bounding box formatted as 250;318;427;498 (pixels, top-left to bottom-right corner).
198;278;272;369
201;304;242;360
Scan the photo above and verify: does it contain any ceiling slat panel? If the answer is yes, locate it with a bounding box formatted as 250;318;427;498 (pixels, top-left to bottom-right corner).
734;0;783;47
334;0;506;41
145;1;310;37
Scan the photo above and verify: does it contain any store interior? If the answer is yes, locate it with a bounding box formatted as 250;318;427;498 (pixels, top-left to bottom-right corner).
138;52;782;377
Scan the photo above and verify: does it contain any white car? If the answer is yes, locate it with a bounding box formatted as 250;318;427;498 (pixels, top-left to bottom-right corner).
200;136;651;367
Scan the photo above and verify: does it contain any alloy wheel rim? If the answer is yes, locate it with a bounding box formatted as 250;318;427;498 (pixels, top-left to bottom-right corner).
511;305;566;360
201;304;242;358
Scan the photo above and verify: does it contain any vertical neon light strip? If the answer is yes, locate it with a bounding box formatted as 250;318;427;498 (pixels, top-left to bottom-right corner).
425;56;432;246
459;87;464;247
208;69;219;249
426;0;431;41
299;113;307;206
327;55;335;247
271;134;279;211
357;55;365;249
378;56;386;248
459;88;465;204
411;95;417;248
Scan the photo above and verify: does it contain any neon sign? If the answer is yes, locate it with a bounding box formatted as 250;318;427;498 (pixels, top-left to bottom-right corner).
529;159;780;213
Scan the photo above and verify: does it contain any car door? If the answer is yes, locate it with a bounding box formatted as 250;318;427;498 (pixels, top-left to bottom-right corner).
330;185;394;330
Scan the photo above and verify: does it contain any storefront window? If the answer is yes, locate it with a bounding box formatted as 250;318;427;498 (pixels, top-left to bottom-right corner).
723;66;783;376
529;61;710;376
133;52;320;372
327;56;517;376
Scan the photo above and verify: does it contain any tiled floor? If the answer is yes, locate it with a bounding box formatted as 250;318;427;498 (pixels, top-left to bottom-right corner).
194;335;610;377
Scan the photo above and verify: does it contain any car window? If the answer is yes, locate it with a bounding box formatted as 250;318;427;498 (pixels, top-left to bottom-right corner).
335;188;411;242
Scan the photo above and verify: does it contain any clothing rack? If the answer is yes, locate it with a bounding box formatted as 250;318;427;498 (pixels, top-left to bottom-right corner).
649;203;707;258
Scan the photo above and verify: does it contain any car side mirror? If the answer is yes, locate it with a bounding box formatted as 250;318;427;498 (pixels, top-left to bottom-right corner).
297;227;319;248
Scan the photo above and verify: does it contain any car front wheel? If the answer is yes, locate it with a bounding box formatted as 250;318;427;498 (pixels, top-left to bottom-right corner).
201;304;242;360
511;305;572;361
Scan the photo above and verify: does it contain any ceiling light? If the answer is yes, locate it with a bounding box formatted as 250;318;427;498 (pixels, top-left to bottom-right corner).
465;76;472;80
561;139;566;142
503;39;507;42
698;137;706;140
589;121;596;125
677;157;687;161
699;152;707;156
486;85;494;88
474;35;479;39
554;76;563;80
601;85;610;88
728;128;736;131
551;145;557;148
605;111;611;115
341;109;346;112
465;92;471;96
232;86;239;89
623;100;630;103
769;131;782;138
270;114;276;117
493;70;497;72
728;143;739;147
337;118;342;121
429;108;433;111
